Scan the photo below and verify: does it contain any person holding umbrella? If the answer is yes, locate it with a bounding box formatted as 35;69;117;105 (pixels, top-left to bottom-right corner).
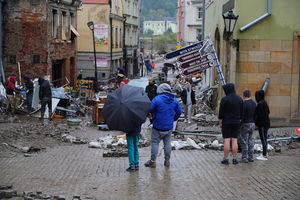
102;85;151;171
144;83;182;168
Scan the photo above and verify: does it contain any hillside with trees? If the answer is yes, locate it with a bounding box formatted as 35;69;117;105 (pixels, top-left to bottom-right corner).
140;0;177;21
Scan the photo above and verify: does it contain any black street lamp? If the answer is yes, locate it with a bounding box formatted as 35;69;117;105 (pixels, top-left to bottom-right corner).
222;10;239;39
87;21;98;93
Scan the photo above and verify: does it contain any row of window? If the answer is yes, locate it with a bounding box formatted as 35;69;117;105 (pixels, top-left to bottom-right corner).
52;9;76;40
112;27;123;48
9;55;41;64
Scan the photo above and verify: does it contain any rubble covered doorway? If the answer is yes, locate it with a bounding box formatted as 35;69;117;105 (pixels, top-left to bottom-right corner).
52;60;63;87
70;57;76;86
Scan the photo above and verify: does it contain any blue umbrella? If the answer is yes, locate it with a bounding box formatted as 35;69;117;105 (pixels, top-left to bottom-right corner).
102;85;151;133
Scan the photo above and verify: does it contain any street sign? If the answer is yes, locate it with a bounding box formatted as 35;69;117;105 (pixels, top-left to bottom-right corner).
177;50;201;63
165;41;204;59
179;54;215;75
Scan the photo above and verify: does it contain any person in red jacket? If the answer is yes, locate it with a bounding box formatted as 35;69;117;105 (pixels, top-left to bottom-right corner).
6;74;17;116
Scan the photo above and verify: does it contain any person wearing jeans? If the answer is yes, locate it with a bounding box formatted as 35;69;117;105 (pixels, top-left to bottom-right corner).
150;129;172;162
126;126;141;172
240;89;256;163
144;83;182;168
254;90;270;161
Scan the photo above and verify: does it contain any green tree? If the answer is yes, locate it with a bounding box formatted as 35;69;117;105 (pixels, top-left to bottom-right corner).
164;27;173;36
145;29;154;36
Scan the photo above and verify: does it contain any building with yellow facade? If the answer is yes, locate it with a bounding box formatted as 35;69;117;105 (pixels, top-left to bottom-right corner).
204;0;300;125
77;0;125;80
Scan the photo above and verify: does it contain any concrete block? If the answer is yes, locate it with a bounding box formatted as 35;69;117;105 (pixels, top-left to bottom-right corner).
281;40;293;51
279;85;291;96
271;51;292;63
238;51;248;62
248;51;270;62
239;40;260;51
260;40;282;51
0;190;17;199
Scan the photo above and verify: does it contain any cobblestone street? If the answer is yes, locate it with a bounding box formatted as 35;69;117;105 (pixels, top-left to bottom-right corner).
1;135;300;200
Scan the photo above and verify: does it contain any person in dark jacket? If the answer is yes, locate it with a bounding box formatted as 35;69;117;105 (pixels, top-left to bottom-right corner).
181;82;196;123
23;76;34;113
126;125;142;172
144;83;182;168
145;77;157;101
5;74;17;116
240;89;256;163
38;77;52;120
254;90;270;161
218;83;243;165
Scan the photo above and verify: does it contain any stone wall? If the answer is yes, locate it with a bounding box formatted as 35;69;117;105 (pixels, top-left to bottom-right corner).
236;39;299;122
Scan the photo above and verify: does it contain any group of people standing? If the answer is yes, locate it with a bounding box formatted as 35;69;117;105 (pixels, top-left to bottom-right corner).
4;74;53;120
219;83;270;165
125;80;270;171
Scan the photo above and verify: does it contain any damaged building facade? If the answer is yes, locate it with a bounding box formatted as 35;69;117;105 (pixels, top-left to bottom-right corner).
2;0;81;87
204;0;300;125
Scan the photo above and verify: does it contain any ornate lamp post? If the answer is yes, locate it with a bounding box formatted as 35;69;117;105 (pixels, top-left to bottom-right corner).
87;21;98;92
222;10;239;39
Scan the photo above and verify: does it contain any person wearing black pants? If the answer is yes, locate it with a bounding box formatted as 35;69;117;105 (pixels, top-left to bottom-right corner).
254;90;270;161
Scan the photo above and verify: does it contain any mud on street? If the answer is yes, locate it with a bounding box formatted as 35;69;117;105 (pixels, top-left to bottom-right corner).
0;113;299;200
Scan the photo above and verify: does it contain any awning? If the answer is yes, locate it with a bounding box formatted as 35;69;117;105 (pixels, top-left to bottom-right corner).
70;25;80;37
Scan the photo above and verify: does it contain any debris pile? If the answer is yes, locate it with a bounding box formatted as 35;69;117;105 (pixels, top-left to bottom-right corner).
0;185;81;200
88;135;150;157
171;138;223;151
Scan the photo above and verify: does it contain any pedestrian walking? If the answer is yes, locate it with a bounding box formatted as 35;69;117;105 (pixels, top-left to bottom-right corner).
5;74;17;116
126;125;141;172
218;83;243;165
254;89;270;161
23;76;34;113
144;83;182;168
239;89;256;163
38;77;52;120
181;81;196;123
162;65;168;78
145;77;157;101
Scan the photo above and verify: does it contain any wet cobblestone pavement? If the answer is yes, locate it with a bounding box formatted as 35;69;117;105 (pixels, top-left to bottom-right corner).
0;142;299;200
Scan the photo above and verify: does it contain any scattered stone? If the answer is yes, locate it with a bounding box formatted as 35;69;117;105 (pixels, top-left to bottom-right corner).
24;153;32;157
0;185;13;190
58;195;66;200
0;190;17;199
275;146;281;153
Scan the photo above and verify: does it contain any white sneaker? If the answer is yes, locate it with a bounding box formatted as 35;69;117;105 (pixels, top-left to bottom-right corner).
256;155;268;161
184;119;187;123
188;120;191;124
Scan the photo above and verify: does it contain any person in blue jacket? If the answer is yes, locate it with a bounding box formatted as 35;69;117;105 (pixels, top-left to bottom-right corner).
144;83;182;168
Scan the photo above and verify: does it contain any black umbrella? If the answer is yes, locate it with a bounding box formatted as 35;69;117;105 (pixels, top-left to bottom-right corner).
102;85;151;133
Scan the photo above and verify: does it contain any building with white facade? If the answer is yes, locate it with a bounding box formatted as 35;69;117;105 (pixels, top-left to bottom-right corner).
124;0;140;78
178;0;204;45
143;21;177;36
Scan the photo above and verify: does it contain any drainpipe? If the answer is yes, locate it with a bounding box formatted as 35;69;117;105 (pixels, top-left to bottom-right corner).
109;0;113;76
240;0;272;32
0;0;4;83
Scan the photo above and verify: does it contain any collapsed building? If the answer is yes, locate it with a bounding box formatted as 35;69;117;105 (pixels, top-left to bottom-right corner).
2;0;81;87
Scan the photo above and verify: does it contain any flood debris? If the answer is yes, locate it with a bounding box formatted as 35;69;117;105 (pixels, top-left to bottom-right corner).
88;135;150;150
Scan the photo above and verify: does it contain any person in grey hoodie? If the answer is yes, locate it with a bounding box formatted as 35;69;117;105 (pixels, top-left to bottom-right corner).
144;83;182;168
